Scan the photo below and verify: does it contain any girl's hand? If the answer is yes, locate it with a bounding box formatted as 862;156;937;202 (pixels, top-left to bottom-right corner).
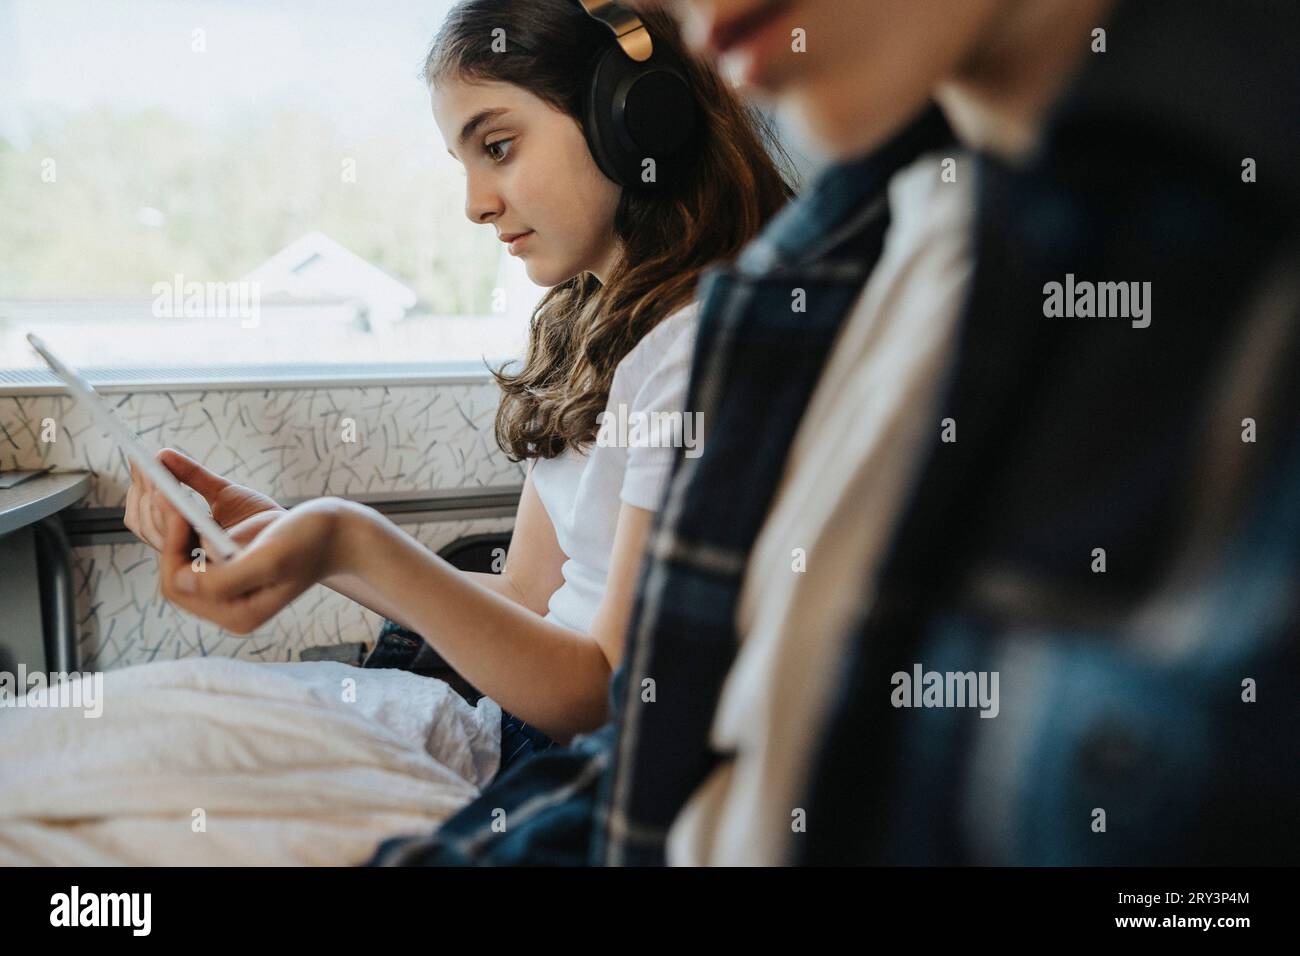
156;493;352;636
124;448;286;553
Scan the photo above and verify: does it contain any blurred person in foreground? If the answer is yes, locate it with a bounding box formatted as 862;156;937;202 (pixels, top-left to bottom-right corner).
373;0;1300;866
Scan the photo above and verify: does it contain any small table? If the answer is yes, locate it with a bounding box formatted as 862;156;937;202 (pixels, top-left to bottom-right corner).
0;470;92;674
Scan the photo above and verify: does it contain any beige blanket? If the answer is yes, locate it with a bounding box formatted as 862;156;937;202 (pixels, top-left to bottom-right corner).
0;657;501;865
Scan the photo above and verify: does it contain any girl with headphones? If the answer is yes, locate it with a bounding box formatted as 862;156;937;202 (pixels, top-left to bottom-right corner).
125;1;792;776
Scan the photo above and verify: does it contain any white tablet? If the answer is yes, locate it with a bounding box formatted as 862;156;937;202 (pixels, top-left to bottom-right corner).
26;333;244;562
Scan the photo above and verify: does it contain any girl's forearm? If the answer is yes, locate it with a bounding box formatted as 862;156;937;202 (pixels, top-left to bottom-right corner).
323;567;529;631
332;501;611;740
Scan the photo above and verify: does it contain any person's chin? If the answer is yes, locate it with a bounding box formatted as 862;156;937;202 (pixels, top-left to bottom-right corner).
524;254;584;289
780;76;916;162
523;259;563;289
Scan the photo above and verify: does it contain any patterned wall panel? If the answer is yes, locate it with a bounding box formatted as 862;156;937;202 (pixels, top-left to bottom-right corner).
0;382;524;670
0;382;524;504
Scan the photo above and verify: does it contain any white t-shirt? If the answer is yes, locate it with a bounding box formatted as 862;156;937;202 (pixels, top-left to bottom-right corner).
667;150;976;865
529;302;701;635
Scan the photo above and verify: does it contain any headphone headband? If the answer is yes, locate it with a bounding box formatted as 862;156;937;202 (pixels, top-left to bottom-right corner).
576;0;654;61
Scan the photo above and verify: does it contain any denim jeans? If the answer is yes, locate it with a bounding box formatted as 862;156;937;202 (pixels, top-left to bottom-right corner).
497;711;556;778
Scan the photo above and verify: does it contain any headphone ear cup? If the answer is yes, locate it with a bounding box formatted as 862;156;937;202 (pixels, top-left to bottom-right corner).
622;68;698;166
584;45;699;190
583;45;629;187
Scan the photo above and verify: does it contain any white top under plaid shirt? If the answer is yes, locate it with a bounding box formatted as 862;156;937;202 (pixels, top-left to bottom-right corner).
668;149;976;865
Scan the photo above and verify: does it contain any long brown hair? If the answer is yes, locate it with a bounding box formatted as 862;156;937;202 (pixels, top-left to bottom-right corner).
426;0;794;461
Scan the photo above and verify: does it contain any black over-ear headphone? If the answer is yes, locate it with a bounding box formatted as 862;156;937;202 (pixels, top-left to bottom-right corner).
574;0;700;190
